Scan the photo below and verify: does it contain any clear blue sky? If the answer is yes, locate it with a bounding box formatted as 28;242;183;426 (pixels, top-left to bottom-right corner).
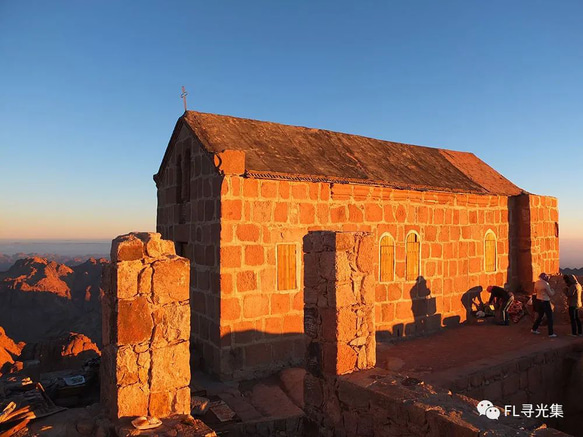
1;1;582;266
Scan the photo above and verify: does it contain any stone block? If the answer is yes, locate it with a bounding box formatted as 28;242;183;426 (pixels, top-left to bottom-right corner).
243;294;269;318
333;282;356;308
336;233;355;251
214;150;246;175
117;383;149;418
151;257;190;304
221;245;242;268
336;343;358;375
115;345;139;386
152;303;190;345
236;224;260;242
356;236;375;273
137;266;152;295
237;270;257;292
160;239;176;255
222;298;241;321
139;232;163;258
150;341;190;392
111;234;145;262
117;297;153;345
114;260;142;300
336;308;358;342
149;390;172;418
174;386;191;415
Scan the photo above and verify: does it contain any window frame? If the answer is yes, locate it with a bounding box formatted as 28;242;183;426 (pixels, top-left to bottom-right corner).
484;230;497;273
379;233;396;283
405;231;421;282
276;243;299;291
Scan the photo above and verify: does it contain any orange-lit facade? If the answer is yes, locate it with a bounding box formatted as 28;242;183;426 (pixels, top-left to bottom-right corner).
155;112;559;380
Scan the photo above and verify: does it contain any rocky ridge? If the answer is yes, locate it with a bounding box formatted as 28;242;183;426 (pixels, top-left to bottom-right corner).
0;257;106;345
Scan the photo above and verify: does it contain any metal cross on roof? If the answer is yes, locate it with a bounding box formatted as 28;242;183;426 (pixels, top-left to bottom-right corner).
181;86;188;112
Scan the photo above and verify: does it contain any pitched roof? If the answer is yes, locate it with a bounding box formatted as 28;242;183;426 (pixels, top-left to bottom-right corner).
166;111;523;196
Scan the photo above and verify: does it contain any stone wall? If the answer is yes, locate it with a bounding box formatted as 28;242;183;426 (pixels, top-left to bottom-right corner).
455;344;583;435
303;369;567;437
509;193;560;294
528;194;560;285
155;138;560;380
218;174;517;378
101;233;191;419
155;123;223;374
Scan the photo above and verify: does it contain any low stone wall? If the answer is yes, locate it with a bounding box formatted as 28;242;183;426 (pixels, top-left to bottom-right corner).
303;369;568;437
101;233;191;419
450;342;583;436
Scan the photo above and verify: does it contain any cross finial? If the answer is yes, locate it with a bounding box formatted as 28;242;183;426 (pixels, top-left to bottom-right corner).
181;86;188;112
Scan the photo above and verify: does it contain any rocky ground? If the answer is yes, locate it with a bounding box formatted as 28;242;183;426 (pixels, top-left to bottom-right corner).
0;256;106;435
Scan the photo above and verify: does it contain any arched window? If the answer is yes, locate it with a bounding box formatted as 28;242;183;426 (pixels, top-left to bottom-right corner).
484;231;497;272
379;234;395;282
406;232;420;281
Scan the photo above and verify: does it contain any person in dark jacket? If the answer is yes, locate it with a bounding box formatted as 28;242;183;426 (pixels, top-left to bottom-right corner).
563;274;582;336
487;285;514;325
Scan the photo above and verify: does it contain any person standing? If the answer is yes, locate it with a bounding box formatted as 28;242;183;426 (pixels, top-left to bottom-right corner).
486;285;514;325
563;274;582;336
531;273;557;337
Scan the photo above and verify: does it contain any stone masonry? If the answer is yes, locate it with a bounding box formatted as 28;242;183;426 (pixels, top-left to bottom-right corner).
304;231;376;376
155;113;560;380
101;232;191;419
304;231;377;432
510;193;560;293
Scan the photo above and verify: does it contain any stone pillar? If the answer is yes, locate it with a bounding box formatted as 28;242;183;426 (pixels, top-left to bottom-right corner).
303;231;376;432
304;231;376;377
101;232;191;419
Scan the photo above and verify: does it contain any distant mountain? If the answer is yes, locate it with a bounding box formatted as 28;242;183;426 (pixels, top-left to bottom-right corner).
560;267;583;276
0;252;109;272
0;257;107;345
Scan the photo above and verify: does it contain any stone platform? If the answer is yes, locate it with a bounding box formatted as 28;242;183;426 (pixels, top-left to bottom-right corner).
376;318;583;436
377;317;583;389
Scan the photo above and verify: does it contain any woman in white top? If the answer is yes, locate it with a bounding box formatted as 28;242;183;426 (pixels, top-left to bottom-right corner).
531;273;556;337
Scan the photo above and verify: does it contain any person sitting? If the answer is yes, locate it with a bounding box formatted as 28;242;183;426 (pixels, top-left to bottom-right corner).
531;273;556;337
487;285;514;325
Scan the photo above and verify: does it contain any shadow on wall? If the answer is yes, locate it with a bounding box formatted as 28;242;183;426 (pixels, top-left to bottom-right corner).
378;278;495;343
378;277;462;342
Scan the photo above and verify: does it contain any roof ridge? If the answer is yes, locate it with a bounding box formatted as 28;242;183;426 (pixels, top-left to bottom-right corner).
155;111;525;196
185;110;470;155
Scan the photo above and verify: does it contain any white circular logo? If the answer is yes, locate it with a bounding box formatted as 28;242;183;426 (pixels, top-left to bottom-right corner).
486;406;501;420
477;400;494;416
